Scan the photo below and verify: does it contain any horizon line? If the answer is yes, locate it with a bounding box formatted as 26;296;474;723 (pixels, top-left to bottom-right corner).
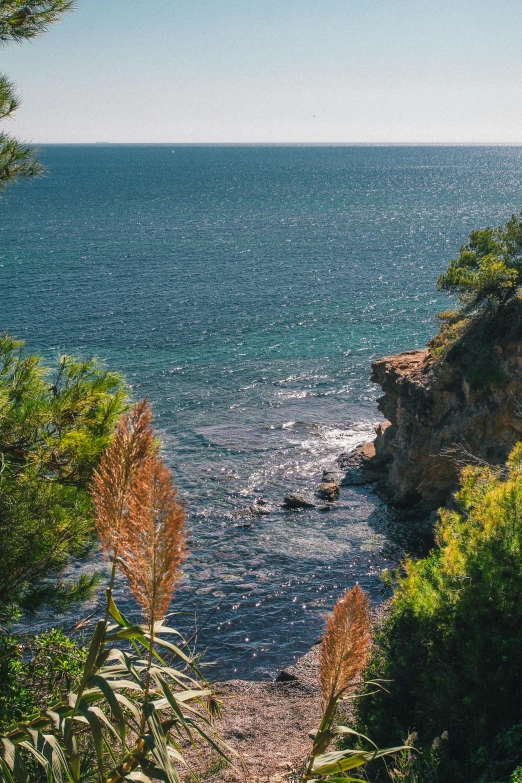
32;141;522;147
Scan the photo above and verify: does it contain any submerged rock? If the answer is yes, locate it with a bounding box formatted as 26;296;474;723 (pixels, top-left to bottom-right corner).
282;493;316;510
249;499;275;516
321;465;343;484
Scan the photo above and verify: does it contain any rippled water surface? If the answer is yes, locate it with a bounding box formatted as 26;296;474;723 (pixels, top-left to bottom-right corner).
2;145;522;677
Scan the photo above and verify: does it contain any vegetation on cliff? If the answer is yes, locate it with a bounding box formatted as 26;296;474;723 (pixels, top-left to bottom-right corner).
437;210;522;314
356;446;522;783
433;212;522;375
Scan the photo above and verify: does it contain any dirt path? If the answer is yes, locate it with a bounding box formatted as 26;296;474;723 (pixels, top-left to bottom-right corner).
187;605;389;782
188;647;322;783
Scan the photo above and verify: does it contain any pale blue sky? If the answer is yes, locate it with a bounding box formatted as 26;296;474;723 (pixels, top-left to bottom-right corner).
3;0;522;143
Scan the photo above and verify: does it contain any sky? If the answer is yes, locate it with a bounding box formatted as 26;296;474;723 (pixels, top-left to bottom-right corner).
3;0;522;144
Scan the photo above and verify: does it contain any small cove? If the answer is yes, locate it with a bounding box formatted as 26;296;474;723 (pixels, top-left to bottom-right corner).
4;144;522;678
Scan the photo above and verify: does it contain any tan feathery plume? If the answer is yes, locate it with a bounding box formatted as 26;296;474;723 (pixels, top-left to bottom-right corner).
92;399;156;560
318;584;371;705
118;454;186;624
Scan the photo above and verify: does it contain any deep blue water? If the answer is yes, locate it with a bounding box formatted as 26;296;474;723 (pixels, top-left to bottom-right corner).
2;145;522;678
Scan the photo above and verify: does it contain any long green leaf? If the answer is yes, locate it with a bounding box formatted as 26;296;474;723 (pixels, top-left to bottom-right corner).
143;703;180;783
77;620;106;696
312;746;409;776
18;742;51;778
107;594;133;628
89;675;127;744
149;675;193;742
333;725;378;749
40;735;75;783
25;728;67;783
0;739;28;783
75;706;104;776
88;706;121;744
308;778;364;782
183;719;235;766
312;754;368;775
0;758;17;783
114;693;141;724
152;623;183;639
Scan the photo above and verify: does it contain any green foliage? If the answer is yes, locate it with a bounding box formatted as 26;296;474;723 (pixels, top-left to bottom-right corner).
383;732;445;783
0;1;73;43
510;766;522;783
0;1;73;191
0;131;44;190
427;298;522;390
0;628;85;730
0;334;127;616
437;210;522;314
356;447;522;782
0;598;234;783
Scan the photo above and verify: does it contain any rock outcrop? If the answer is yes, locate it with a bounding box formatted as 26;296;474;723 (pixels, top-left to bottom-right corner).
360;341;522;521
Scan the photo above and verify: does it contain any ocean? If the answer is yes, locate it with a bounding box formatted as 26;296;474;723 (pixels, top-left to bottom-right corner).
2;144;522;678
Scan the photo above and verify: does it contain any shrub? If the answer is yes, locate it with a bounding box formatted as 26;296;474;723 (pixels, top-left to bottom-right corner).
0;629;85;730
437;210;522;314
356;445;522;782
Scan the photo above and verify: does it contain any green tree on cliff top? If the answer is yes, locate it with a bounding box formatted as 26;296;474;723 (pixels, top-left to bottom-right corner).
437;209;522;314
0;1;73;192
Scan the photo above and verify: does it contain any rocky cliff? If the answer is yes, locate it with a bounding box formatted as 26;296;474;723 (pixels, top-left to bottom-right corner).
342;312;522;524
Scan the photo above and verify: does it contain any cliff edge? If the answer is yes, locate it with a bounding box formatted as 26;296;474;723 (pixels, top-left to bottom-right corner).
346;307;522;524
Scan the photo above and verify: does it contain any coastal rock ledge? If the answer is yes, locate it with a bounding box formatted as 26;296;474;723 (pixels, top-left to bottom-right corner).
346;344;522;524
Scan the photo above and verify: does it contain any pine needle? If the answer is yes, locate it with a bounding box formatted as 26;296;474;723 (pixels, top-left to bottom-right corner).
318;584;371;704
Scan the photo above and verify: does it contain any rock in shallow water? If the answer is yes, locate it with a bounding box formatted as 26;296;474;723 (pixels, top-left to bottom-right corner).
282;493;316;510
317;481;340;501
249;499;275;516
338;441;384;486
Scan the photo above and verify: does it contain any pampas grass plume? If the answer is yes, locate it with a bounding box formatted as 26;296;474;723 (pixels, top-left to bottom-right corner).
119;454;186;623
92;399;156;560
319;583;371;704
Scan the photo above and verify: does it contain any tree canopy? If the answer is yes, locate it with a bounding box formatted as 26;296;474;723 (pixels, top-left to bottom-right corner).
437;209;522;313
0;335;127;620
0;1;73;192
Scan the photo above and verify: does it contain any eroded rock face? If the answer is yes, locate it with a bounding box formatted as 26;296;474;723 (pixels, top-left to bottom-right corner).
368;344;522;518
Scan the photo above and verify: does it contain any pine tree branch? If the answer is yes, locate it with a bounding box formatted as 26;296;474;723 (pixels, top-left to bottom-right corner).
0;0;74;44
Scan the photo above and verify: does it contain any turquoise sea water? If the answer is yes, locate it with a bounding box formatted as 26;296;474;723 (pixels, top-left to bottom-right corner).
2;145;522;678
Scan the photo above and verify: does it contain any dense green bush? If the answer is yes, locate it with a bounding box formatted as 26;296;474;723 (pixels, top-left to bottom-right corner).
356;446;522;783
0;628;85;730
